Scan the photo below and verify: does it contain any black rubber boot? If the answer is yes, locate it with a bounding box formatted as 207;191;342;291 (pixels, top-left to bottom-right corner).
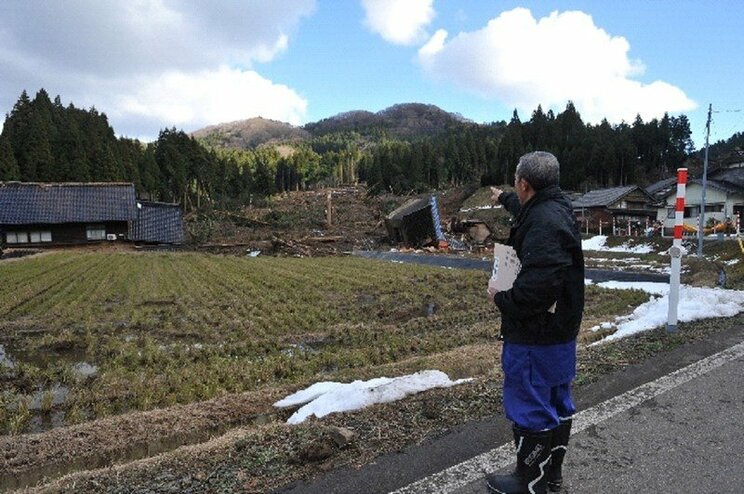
546;419;572;492
486;426;552;494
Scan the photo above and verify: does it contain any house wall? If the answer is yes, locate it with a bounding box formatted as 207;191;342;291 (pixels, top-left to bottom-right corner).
575;208;614;233
609;189;654;210
658;183;744;231
2;222;129;247
575;207;654;235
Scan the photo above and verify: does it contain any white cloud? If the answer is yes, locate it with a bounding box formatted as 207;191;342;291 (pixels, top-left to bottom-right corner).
114;66;307;130
418;8;696;123
361;0;435;45
0;0;315;140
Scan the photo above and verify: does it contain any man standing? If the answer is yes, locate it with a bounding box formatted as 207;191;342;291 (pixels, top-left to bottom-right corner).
486;151;584;494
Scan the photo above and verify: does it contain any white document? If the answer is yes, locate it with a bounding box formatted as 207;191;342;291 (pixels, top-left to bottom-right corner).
489;243;557;313
489;243;521;292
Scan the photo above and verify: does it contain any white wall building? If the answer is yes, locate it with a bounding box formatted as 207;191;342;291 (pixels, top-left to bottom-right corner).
653;162;744;233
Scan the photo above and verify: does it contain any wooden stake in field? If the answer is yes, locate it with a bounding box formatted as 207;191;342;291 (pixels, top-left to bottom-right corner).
668;167;688;333
326;191;333;227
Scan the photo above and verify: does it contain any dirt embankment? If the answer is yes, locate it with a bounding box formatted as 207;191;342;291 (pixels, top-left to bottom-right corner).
0;387;291;491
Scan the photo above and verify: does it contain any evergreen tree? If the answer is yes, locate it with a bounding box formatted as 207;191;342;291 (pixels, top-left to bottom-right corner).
138;145;161;199
0;135;20;180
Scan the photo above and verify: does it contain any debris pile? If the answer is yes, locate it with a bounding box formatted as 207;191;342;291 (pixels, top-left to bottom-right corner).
186;185;404;256
185;184;515;256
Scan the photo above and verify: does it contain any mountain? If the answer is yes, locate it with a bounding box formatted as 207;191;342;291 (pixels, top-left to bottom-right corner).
190;103;477;149
190;117;311;149
305;103;473;139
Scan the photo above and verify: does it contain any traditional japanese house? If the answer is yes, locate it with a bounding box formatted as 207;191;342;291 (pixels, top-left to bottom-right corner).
572;185;659;235
0;182;184;247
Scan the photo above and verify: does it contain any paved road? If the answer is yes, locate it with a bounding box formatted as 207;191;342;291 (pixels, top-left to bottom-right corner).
275;325;744;494
447;342;744;494
352;251;670;283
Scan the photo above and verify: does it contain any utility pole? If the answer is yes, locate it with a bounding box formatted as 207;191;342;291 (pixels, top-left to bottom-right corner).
697;104;712;257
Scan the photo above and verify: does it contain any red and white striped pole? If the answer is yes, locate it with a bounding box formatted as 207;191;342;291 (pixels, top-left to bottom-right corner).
668;168;688;333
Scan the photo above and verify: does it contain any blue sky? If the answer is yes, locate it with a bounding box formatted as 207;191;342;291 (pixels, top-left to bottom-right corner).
1;1;742;149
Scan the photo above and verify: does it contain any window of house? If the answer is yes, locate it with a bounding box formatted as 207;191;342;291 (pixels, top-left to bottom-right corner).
86;225;106;241
684;205;700;218
667;208;675;219
26;231;52;243
704;204;724;213
6;232;28;244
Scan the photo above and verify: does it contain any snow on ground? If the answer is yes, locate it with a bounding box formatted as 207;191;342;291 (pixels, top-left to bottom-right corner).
587;280;744;344
582;235;654;254
274;370;472;424
459;205;502;212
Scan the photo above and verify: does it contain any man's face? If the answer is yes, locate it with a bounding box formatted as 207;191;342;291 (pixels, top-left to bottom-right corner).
515;174;529;204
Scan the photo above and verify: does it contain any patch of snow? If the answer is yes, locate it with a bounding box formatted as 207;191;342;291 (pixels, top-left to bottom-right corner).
274;370;472;424
590;284;744;345
582;235;654;254
459;205;502;212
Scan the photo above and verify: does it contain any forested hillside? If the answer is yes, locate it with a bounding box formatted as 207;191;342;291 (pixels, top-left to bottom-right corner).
0;88;726;210
190;117;310;149
304;103;470;139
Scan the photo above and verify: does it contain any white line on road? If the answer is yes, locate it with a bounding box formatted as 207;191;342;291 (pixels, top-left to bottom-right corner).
390;340;744;494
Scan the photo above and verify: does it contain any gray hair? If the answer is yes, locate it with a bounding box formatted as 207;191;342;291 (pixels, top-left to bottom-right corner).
515;151;560;190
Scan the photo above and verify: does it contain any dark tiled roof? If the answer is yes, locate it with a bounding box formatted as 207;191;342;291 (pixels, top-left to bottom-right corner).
387;196;432;220
129;201;184;244
689;178;742;195
0;182;137;224
572;185;637;208
652;176;744;199
645;177;677;196
709;165;744;188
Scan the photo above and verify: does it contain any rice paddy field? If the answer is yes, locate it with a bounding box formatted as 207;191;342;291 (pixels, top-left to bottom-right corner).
0;251;485;434
1;247;731;492
0;250;652;436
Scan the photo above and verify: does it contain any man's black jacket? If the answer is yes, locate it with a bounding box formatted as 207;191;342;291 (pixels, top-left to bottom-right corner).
494;185;584;345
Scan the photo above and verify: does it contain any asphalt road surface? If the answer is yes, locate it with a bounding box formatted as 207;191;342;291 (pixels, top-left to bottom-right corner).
276;325;744;494
447;340;744;494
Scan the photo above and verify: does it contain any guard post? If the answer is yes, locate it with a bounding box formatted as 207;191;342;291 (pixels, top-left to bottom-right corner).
667;168;687;333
